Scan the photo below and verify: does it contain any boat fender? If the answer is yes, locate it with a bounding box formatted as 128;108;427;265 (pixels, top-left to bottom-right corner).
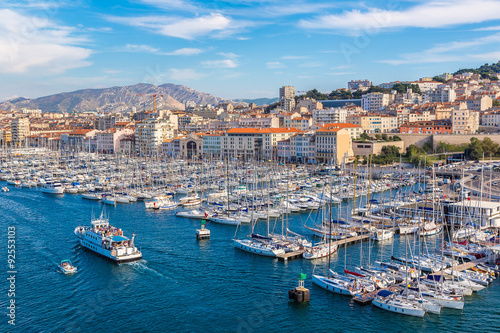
376;280;380;283
111;251;116;256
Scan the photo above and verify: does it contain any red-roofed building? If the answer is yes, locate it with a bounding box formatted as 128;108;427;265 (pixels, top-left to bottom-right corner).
315;127;353;164
400;120;452;134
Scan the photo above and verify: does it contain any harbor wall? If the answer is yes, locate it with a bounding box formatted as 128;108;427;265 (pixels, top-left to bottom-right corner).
396;134;432;149
396;133;500;151
433;134;500;150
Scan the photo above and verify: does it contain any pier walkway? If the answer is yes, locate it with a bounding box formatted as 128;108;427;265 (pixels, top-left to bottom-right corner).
434;257;491;275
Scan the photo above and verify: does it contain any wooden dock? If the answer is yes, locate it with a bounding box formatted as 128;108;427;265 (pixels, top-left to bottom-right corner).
277;250;305;261
433;257;491;275
331;234;370;248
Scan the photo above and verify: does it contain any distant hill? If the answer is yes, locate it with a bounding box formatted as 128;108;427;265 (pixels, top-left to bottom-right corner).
0;83;229;113
234;97;279;106
453;61;500;77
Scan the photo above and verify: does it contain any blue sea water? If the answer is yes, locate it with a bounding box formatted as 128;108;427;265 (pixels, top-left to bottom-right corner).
1;184;500;333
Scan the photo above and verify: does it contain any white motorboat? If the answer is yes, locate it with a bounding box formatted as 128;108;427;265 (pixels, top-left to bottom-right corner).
303;243;338;260
65;187;80;194
59;260;77;274
312;274;361;296
209;215;241;226
233;239;285;257
370;229;394;241
175;210;209;219
421;289;464;310
158;199;178;210
145;196;171;209
82;193;102;200
179;194;202;207
419;221;442;237
41;182;64;194
372;290;426;317
2;187;8;192
102;195;117;205
115;195;130;204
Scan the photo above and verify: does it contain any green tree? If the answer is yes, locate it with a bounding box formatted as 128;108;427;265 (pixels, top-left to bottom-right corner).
482;137;499;155
375;134;382;140
493;99;500;107
432;76;446;83
392;135;402;141
381;133;388;141
466;137;484;160
422;141;433;153
360;133;371;141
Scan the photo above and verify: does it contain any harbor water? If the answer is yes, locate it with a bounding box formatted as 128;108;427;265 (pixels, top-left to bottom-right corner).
2;185;500;332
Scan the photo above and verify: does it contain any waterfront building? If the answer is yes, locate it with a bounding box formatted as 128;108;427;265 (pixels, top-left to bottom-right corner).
314;127;352;164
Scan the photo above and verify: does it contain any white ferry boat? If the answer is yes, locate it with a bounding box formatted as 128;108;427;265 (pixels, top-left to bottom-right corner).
74;212;142;263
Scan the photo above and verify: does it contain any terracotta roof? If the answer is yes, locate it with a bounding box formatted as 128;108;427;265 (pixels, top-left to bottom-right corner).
321;122;361;129
225;127;301;134
69;129;94;135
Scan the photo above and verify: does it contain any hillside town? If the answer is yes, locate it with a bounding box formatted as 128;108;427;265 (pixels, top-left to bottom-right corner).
2;70;500;164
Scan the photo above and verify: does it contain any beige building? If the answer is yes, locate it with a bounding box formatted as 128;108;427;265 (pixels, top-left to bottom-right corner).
136;118;175;156
11;117;30;146
179;134;203;159
452;109;479;134
315;128;352;164
352;140;405;157
346;114;398;133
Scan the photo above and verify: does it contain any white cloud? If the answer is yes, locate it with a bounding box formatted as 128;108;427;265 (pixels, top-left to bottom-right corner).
281;55;308;60
137;0;198;12
473;25;500;31
0;9;91;74
266;61;285;69
169;68;207;81
380;32;500;65
299;0;500;32
167;48;203;56
217;52;239;59
202;59;238;68
122;44;203;56
125;44;160;53
299;61;323;68
107;13;241;40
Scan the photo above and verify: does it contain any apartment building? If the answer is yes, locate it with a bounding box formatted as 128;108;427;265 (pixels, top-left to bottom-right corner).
361;93;391;112
136;118;175;156
11;117;30;146
346;114;398;133
221;127;300;160
315;128;352;165
452;109;479;134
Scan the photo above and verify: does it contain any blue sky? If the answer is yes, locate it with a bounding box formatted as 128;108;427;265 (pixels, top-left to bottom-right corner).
2;0;500;101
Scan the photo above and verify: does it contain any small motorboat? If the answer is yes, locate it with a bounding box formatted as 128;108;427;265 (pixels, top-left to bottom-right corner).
175;209;210;219
2;187;9;192
59;260;77;274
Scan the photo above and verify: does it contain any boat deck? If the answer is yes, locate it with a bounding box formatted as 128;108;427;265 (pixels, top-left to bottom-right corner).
353;291;377;305
277;250;305;261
